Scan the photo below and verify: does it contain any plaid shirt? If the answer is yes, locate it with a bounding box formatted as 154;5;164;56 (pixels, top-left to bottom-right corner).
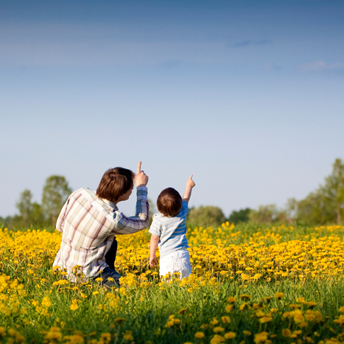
53;186;149;280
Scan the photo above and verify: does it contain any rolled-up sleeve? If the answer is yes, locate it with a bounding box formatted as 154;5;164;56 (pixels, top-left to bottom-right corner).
113;186;150;234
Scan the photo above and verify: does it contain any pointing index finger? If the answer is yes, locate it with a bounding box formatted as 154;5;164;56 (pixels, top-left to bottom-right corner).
137;161;142;174
190;174;193;180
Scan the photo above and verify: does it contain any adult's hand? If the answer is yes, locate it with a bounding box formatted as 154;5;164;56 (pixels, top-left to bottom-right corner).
134;161;149;187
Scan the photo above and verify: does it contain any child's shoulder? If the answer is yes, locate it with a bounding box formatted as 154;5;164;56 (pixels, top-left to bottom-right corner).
153;212;177;222
152;212;164;222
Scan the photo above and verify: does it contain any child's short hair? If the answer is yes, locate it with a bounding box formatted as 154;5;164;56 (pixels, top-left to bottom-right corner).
96;167;134;203
157;187;182;217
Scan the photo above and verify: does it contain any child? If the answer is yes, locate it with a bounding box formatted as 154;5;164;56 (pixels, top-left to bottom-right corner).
149;175;195;279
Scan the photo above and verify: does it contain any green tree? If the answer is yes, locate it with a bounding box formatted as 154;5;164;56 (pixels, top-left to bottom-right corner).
13;189;44;227
249;204;280;224
16;189;33;225
295;192;332;225
285;198;298;221
31;202;44;224
321;158;344;224
228;208;251;224
0;216;11;228
41;176;72;225
187;205;226;228
293;158;344;225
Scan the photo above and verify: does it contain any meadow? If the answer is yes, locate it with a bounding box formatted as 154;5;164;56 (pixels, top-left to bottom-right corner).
1;223;344;344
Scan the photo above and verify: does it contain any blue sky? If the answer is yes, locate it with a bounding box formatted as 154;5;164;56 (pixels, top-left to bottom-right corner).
1;0;343;218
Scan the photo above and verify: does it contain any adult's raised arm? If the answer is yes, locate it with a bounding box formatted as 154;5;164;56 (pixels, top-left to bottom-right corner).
113;161;150;234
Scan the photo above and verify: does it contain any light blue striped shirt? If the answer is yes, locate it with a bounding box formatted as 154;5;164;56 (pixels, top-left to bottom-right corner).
149;200;189;259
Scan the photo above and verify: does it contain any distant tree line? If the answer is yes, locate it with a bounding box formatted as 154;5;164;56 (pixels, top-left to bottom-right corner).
185;206;251;228
1;158;343;229
187;158;344;227
247;158;344;225
0;176;72;229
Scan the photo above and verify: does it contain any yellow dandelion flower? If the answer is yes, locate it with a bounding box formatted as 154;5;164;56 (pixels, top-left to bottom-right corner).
210;334;225;344
100;333;111;342
210;318;219;326
274;292;284;300
293;313;305;323
195;332;205;339
254;331;269;344
259;316;272;323
213;327;224;333
240;303;248;311
70;304;78;311
240;294;251;301
123;330;133;341
308;301;317;309
221;316;230;324
225;305;233;313
224;332;236;339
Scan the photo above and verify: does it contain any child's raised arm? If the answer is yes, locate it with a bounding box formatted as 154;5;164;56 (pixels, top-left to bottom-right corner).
182;175;196;204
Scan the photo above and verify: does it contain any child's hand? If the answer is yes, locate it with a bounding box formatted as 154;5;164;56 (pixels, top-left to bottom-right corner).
149;255;158;268
186;175;195;188
183;175;195;203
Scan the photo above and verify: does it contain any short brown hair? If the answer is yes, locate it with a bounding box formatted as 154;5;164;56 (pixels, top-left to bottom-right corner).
96;167;134;203
157;187;182;217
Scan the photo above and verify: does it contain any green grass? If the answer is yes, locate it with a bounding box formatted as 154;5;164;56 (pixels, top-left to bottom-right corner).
1;224;344;343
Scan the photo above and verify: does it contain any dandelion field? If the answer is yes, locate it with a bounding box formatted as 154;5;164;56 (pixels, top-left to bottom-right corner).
1;224;344;344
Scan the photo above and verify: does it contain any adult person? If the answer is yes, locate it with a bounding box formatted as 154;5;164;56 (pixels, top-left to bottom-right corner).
53;162;149;288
